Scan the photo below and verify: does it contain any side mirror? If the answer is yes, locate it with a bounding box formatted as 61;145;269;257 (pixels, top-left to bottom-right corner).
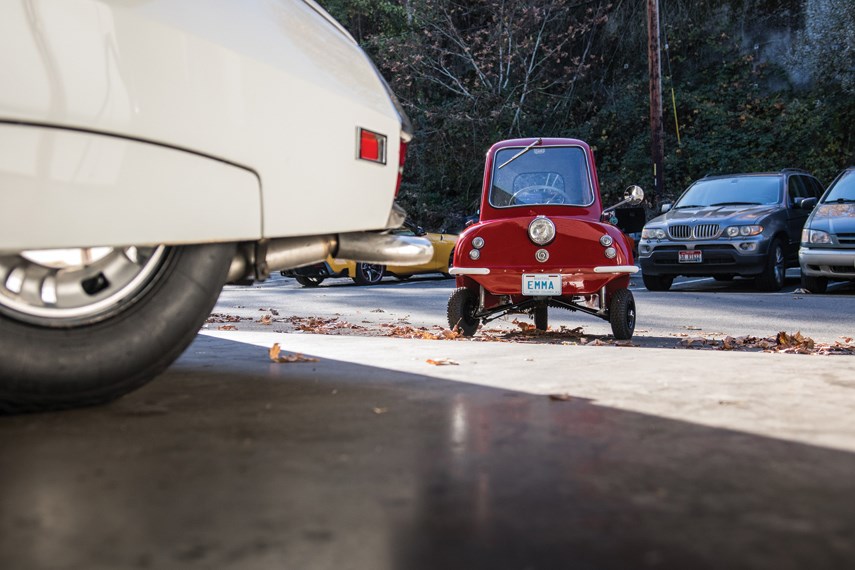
661;203;673;214
796;197;817;210
603;185;645;215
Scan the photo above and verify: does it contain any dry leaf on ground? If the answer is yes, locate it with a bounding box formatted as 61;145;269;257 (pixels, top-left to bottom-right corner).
426;358;459;366
548;393;572;401
268;343;319;363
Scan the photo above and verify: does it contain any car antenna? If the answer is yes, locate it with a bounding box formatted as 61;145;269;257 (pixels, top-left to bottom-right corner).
498;138;542;169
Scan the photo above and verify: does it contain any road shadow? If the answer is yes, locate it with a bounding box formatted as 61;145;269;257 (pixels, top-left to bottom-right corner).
1;335;853;570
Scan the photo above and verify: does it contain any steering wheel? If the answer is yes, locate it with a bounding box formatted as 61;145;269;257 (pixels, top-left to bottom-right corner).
510;185;567;205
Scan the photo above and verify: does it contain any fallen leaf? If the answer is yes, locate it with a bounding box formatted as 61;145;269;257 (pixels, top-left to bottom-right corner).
373;407;389;415
549;393;572;401
257;314;272;325
217;325;237;331
268;343;319;363
426;358;459;366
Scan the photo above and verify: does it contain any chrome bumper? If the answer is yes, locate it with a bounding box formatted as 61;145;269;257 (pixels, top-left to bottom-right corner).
799;247;855;277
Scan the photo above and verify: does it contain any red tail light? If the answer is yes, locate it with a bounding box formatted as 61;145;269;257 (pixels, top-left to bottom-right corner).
396;139;408;197
358;128;386;164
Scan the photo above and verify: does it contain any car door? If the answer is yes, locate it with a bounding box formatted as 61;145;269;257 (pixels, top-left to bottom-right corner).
785;175;812;258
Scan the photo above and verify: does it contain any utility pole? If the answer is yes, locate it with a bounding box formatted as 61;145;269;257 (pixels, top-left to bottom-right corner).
647;0;664;207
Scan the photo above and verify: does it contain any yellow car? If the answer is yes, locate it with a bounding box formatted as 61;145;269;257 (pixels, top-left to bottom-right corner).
283;221;457;286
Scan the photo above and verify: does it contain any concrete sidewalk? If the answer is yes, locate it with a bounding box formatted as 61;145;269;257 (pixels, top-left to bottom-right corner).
199;330;855;452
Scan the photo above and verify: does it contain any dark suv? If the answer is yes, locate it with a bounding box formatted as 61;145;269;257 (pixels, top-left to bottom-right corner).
638;170;823;291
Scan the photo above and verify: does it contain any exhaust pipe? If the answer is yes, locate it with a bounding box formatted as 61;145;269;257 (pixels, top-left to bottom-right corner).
227;232;432;283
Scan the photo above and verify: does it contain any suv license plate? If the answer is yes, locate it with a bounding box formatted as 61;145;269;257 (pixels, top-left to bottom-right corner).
679;250;702;263
522;274;562;296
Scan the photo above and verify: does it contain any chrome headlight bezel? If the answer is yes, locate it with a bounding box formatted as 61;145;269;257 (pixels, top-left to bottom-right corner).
641;227;667;240
725;225;763;237
528;216;556;246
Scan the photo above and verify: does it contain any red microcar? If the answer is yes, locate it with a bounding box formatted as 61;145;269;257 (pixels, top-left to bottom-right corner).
447;137;644;339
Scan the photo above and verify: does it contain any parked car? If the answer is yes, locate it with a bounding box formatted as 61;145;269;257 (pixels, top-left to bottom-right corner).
283;220;457;285
638;169;823;291
0;1;431;412
447;137;644;340
799;167;855;293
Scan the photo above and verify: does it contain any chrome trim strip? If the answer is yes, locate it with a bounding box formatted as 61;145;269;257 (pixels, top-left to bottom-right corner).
449;267;491;275
593;265;639;274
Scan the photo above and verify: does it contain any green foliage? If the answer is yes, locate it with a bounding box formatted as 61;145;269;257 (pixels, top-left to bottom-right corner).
317;0;854;228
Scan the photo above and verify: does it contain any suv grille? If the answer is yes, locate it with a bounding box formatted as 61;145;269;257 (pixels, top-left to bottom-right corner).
668;224;721;240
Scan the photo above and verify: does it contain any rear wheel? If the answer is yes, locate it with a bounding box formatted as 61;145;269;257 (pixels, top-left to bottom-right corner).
0;243;235;412
756;238;785;291
353;263;385;285
609;288;636;340
533;304;548;331
801;274;828;294
295;276;324;287
442;249;455;278
447;287;479;336
642;273;674;291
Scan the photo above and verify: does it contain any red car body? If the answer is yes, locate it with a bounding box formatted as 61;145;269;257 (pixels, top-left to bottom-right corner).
448;137;642;339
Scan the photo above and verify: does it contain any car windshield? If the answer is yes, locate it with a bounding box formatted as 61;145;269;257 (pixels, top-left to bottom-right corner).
674;176;780;208
824;170;855;202
489;146;594;207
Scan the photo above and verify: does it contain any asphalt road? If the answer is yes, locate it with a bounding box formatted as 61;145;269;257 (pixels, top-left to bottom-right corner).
2;269;854;570
209;269;855;345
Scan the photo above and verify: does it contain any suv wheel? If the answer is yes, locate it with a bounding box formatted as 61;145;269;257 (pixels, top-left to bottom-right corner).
756;238;785;291
801;274;828;294
642;273;674;291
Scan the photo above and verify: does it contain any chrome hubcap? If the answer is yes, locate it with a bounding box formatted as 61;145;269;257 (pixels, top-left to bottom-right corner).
0;246;166;325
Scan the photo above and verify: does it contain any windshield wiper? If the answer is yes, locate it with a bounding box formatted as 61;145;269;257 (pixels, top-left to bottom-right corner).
830;198;855;204
673;204;705;209
709;201;761;206
498;138;542;169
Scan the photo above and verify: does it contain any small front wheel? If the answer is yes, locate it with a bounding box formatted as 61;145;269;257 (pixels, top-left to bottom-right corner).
295;276;324;287
447;287;479;336
609;288;636;340
353;263;385;285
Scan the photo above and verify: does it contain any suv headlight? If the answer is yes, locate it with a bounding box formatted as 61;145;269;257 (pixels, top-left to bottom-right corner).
641;227;667;239
725;225;763;237
528;216;556;245
802;228;830;244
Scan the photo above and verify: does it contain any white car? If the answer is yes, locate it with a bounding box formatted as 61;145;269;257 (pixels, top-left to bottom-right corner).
0;0;431;411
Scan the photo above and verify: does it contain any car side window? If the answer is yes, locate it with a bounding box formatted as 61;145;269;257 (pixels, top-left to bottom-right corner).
808;177;823;198
787;176;808;206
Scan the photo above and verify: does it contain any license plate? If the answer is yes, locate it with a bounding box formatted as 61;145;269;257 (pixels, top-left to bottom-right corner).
522;274;562;296
679;250;702;263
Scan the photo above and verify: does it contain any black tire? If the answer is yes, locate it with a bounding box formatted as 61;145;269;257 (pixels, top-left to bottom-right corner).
447;287;479;336
353;263;385;285
534;304;548;331
295;276;324;287
0;243;235;412
609;288;636;340
442;249;455;278
755;238;785;291
801;274;828;294
642;273;674;291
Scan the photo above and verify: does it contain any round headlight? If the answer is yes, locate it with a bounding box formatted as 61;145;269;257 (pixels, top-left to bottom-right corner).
472;236;485;249
535;249;549;263
600;235;614;247
528;216;556;245
604;247;617;259
726;226;740;237
469;249;481;260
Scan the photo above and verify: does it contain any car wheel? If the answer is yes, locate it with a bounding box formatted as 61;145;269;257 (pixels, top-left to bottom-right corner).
755;238;785;291
442;249;455;278
295;276;324;287
642;273;674;291
447;287;479;336
0;243;234;412
353;263;385;285
801;274;828;294
534;304;548;331
609;288;636;340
